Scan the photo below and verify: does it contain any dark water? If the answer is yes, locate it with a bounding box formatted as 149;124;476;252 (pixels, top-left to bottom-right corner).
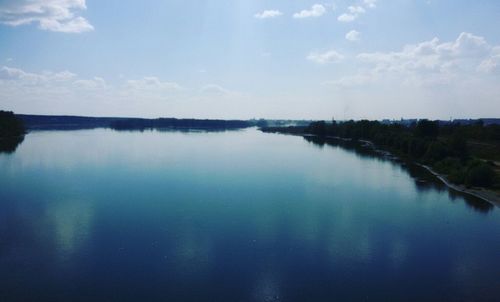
0;129;499;302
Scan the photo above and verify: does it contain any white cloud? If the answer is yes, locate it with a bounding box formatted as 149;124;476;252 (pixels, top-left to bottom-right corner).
254;10;283;19
73;77;106;90
348;6;366;14
0;66;76;84
0;66;106;116
345;30;361;42
364;0;377;9
126;77;182;91
307;50;344;64
39;16;92;33
356;32;492;75
50;70;77;81
0;66;187;115
0;65;259;118
322;33;500;120
338;2;375;22
478;47;500;72
0;66;38;84
0;0;93;33
293;4;326;19
337;13;357;22
330;32;500;88
200;84;232;96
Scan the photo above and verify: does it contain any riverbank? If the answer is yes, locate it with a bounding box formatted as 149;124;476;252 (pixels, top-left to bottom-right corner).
266;130;500;207
359;137;500;207
418;164;500;207
346;136;500;207
358;140;500;207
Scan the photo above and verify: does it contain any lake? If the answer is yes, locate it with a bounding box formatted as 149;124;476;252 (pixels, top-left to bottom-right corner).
1;128;499;302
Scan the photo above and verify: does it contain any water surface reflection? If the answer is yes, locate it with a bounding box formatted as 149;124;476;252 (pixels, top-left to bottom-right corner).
0;136;24;154
0;129;499;302
304;135;495;214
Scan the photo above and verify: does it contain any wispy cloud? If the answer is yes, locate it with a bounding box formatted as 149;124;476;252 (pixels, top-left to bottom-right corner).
125;77;182;92
254;10;283;19
0;66;76;84
364;0;377;9
293;4;326;19
337;1;376;22
0;0;93;33
307;50;344;64
200;84;232;96
1;67;212;117
337;13;357;22
73;77;107;90
348;5;366;14
345;30;361;42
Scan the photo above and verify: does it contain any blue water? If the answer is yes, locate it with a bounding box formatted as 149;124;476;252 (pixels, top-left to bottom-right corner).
0;129;499;301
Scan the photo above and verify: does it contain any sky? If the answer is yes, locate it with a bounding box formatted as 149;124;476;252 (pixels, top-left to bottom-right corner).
0;0;499;120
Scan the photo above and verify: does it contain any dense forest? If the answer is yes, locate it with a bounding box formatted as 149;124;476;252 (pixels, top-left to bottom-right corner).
110;118;251;130
262;119;500;189
0;111;25;138
0;111;26;153
17;114;253;131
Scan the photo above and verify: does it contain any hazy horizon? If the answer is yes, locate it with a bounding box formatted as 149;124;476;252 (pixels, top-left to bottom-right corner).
9;111;500;122
1;0;499;119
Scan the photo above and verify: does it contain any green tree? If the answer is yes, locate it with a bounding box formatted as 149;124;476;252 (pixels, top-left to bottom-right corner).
0;111;25;138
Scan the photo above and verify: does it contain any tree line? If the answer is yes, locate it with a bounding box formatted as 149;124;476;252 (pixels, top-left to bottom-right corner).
110;118;251;130
262;119;500;189
0;111;25;138
0;111;26;153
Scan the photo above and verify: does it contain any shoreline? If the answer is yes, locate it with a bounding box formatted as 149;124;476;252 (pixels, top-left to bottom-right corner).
418;164;500;207
340;136;500;207
342;136;500;207
266;130;500;207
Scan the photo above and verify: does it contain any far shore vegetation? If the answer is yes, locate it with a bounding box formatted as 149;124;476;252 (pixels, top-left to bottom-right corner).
0;110;25;138
0;111;26;153
261;119;500;190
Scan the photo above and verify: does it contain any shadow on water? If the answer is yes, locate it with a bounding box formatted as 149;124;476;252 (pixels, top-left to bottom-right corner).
304;135;388;162
404;163;494;213
0;136;24;154
304;135;495;214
